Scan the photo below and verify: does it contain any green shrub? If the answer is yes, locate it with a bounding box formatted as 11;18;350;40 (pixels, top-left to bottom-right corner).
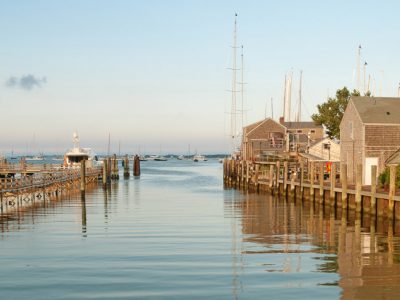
378;166;400;188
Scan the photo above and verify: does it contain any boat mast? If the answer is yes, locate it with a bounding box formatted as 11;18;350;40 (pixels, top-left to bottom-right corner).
296;70;302;122
230;13;238;154
107;133;110;157
271;97;274;120
357;45;361;92
240;44;244;130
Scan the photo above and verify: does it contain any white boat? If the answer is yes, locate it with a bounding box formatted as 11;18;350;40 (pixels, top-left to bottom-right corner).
177;155;185;160
193;154;207;162
154;155;168;161
63;132;99;168
26;155;44;161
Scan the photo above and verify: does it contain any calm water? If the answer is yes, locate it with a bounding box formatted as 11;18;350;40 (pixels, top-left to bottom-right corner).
1;160;400;299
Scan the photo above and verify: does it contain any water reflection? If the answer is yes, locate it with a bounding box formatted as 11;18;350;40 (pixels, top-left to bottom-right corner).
230;191;400;299
81;194;87;237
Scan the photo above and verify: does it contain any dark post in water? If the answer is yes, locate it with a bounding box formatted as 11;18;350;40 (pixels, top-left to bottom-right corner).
80;159;86;195
134;155;141;177
124;155;130;178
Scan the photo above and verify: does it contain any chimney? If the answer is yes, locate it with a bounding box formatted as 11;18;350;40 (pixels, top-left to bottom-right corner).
279;116;285;125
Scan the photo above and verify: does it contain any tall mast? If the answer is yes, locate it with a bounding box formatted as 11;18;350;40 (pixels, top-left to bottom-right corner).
271;97;274;120
240;45;244;130
357;45;361;91
283;75;287;120
297;70;302;122
107;133;110;156
230;13;238;142
397;82;400;97
284;72;292;122
363;61;368;94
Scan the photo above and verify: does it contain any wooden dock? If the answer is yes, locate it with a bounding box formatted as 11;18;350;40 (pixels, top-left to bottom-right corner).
0;161;102;214
223;159;400;219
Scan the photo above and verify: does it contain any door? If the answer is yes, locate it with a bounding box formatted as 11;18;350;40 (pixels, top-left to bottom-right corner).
365;157;378;185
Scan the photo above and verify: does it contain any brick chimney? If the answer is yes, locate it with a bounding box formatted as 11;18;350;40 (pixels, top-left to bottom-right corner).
279;116;285;125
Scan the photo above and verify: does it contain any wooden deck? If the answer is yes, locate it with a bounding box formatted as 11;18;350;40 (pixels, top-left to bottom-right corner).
223;159;400;219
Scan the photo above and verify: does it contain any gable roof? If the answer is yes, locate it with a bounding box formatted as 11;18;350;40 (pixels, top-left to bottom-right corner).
284;121;322;129
351;96;400;124
243;119;264;132
244;118;286;136
386;148;400;166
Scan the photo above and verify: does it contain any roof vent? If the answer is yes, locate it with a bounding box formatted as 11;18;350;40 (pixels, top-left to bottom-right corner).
387;112;391;115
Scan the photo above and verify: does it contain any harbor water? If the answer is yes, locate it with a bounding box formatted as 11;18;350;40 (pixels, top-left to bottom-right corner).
1;159;400;299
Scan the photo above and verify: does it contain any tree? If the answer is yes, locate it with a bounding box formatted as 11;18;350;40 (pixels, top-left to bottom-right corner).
311;87;360;139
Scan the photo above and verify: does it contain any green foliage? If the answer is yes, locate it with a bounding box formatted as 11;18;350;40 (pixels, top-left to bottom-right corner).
311;87;362;139
378;166;400;188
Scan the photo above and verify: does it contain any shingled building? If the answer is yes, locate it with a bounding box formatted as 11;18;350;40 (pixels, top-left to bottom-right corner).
340;96;400;184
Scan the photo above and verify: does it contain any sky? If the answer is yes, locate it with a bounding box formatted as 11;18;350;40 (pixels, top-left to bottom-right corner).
1;0;400;155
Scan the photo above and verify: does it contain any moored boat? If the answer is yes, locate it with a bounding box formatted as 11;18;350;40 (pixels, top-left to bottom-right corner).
63;132;99;168
193;154;207;162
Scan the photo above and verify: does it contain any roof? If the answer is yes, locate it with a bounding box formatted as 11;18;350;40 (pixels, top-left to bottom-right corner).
351;96;400;124
386;148;400;166
309;137;339;148
244;118;286;136
284;121;322;129
243;119;264;132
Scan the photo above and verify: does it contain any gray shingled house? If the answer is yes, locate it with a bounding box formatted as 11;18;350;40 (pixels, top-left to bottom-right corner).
340;96;400;184
242;118;287;161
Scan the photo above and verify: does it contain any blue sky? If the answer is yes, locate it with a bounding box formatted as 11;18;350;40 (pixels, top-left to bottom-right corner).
1;0;400;154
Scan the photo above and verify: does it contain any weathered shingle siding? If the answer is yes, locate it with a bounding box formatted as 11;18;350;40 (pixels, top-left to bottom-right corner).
365;124;400;172
340;101;364;183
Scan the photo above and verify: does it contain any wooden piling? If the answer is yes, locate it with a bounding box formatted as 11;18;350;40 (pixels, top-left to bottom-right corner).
80;159;86;194
310;162;315;200
134;155;141;177
269;165;274;190
355;164;362;213
341;164;347;209
389;165;396;218
370;165;377;215
102;159;107;187
300;161;304;196
329;163;336;205
319;162;324;204
275;161;280;193
283;161;288;196
255;164;260;191
124;155;130;178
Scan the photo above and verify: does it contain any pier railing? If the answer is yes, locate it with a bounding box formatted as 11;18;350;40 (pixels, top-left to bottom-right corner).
0;167;102;193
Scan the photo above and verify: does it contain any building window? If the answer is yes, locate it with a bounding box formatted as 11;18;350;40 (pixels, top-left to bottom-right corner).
349;121;353;140
310;130;315;134
297;130;302;133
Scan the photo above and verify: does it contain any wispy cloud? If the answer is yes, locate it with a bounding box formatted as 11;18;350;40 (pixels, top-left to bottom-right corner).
5;74;47;90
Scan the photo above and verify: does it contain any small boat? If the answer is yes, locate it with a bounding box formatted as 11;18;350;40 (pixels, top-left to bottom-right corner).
139;155;148;161
193;154;207;162
26;155;44;161
154;155;168;161
177;155;185;160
